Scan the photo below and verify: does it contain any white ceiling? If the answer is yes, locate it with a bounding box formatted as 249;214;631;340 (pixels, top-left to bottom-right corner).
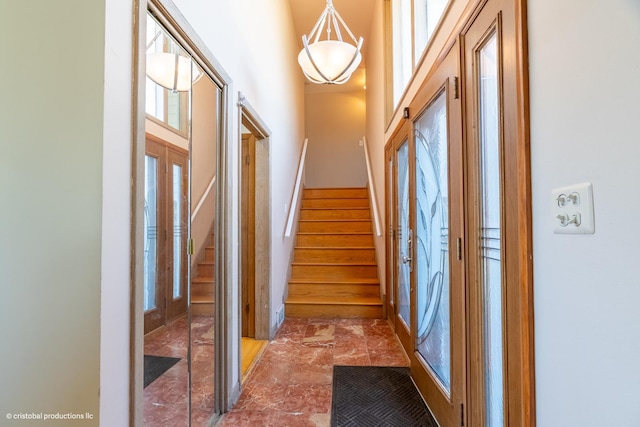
288;0;375;92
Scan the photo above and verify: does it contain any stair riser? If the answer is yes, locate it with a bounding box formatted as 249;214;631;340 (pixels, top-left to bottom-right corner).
288;283;380;299
192;302;214;316
300;209;370;220
204;247;215;261
291;264;379;281
191;282;214;296
304;188;368;199
285;303;382;319
296;234;374;247
301;198;369;208
298;221;371;233
294;248;376;263
196;263;215;277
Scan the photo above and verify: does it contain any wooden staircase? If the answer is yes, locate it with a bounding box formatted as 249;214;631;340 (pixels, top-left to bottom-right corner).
285;187;383;319
191;235;215;316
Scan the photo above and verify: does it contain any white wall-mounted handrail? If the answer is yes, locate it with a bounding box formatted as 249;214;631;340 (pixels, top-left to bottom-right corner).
284;138;309;237
191;175;216;222
363;136;382;237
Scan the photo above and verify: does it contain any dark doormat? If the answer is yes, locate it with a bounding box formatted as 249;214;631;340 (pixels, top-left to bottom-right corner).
144;355;180;388
331;366;438;427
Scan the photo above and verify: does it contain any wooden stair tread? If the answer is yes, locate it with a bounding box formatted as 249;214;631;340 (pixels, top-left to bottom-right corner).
191;295;214;303
301;207;370;210
292;261;377;266
286;296;382;305
297;231;373;235
192;276;214;283
289;278;380;284
295;246;374;250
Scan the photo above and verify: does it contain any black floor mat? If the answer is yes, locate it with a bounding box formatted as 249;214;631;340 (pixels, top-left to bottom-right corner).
144;355;180;388
331;366;438;427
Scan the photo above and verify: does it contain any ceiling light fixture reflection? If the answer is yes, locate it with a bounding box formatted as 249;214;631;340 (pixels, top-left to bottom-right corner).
297;0;363;85
146;30;202;92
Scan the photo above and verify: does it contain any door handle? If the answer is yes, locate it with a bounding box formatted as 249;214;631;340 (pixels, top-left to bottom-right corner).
401;229;413;270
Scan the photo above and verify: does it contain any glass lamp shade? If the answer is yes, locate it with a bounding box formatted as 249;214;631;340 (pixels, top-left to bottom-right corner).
298;40;362;84
146;52;201;92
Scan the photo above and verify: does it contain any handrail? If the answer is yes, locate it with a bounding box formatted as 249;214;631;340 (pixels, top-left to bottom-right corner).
191;175;216;222
284;138;309;237
362;136;382;237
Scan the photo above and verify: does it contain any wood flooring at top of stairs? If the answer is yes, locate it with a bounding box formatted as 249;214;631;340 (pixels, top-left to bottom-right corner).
285;187;383;319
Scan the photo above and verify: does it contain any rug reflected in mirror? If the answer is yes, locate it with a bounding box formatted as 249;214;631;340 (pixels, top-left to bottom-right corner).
144;355;181;388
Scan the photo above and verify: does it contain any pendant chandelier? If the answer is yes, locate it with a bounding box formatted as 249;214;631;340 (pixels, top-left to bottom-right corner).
297;0;363;85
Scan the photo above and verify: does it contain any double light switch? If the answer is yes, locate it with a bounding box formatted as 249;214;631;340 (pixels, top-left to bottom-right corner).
552;182;595;234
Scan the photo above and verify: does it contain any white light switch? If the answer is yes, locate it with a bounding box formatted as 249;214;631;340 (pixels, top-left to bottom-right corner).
552;182;595;234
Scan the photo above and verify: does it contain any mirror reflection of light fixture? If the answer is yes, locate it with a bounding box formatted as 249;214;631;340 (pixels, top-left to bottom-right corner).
297;0;363;85
146;29;202;92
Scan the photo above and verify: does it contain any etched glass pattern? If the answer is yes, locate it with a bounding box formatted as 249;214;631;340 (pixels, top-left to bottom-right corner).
144;155;158;311
414;91;451;393
397;140;411;328
479;32;504;427
172;164;183;300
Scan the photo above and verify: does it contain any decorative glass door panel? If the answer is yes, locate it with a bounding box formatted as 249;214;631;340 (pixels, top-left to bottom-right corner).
166;149;188;321
144;155;159;312
143;140;166;335
172;164;183;299
478;31;504;427
396;138;411;331
414;90;451;393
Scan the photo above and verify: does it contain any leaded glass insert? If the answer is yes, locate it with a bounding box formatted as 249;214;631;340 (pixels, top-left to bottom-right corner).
414;90;450;393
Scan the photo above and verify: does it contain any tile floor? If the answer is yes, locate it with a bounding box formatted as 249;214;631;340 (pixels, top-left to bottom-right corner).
217;317;409;427
144;315;215;426
143;316;409;427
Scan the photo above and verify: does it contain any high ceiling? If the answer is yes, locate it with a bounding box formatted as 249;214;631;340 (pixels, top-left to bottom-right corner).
288;0;375;92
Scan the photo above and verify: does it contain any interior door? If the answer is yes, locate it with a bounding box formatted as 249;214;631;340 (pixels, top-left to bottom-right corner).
409;44;465;426
241;133;256;338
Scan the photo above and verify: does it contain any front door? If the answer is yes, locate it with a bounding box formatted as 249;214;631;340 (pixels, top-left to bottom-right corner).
387;43;465;426
409;44;465;427
391;122;412;352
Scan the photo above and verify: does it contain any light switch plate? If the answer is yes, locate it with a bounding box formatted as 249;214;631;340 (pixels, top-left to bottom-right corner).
552;182;595;234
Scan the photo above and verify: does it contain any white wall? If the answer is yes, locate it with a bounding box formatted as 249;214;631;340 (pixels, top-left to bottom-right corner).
365;0;387;296
0;1;112;425
101;0;134;425
304;90;367;188
528;1;640;425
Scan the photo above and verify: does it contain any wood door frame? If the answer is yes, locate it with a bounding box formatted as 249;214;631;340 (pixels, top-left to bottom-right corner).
461;0;534;425
384;141;395;327
241;132;256;338
238;94;271;342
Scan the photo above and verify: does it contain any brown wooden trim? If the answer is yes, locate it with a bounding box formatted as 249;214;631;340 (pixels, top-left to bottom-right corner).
145;131;189;156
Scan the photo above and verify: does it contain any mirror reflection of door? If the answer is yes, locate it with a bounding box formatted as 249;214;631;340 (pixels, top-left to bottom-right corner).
144;138;189;334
